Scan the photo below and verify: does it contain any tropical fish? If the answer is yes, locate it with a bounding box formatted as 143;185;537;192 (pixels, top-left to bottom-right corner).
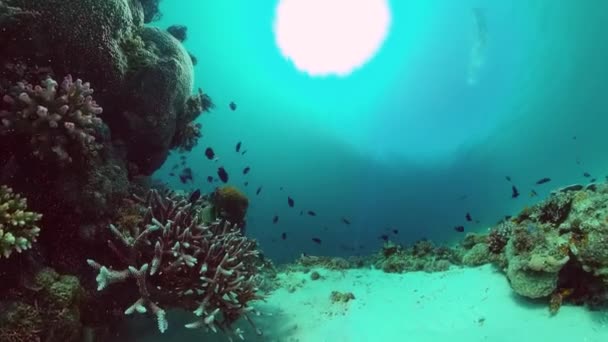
287;196;294;207
307;210;316;216
256;186;262;195
465;213;472;222
229;101;237;111
312;237;322;244
243;166;250;175
204;147;215;160
217;167;229;183
454;225;465;233
511;185;520;198
272;215;279;224
536;177;551;185
236;142;242;152
189;189;201;203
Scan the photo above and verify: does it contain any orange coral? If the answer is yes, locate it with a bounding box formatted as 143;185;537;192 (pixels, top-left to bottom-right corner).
212;186;249;224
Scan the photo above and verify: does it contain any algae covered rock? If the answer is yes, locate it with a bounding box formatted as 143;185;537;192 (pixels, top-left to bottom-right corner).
463;243;491;266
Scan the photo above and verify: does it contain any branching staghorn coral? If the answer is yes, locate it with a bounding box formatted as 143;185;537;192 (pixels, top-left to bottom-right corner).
87;189;263;339
0;75;103;163
0;185;41;258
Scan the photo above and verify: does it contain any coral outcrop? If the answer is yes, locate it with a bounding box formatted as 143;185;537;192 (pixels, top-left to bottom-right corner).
0;185;41;258
0;267;84;342
374;240;460;273
87;189;263;339
0;75;104;164
1;0;208;174
466;183;608;312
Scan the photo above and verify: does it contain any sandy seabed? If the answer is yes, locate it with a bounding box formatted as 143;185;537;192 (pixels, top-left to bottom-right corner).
129;265;608;342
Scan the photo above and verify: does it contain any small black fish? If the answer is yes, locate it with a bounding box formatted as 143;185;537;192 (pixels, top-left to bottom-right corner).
180;155;187;160
312;237;322;244
454;225;465;233
236;142;242;152
179;168;193;184
505;215;512;220
379;234;389;242
281;232;287;240
530;190;538;197
181;160;187;166
172;164;179;170
392;229;399;235
207;176;213;183
505;176;512;182
244;181;249;186
590;178;597;183
256;186;262;195
536;177;551;185
465;213;472;222
307;210;316;216
189;189;201;203
341;217;351;225
241;150;247;155
243;166;250;175
229;101;237;111
583;172;591;178
204;147;215;160
272;215;279;224
511;185;520;198
287;196;294;207
169;172;175;177
217;166;229;183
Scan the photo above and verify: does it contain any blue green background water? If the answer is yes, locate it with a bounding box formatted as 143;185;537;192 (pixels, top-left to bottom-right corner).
153;1;608;264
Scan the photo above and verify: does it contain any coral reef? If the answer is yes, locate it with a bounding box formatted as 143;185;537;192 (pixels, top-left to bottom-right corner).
374;240;461;273
0;267;84;342
0;75;104;164
487;221;512;253
87;189;263;339
0;185;41;258
465;183;608;311
1;0;209;174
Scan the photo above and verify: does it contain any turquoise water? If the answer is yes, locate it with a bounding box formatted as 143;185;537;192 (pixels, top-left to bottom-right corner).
155;1;608;263
1;1;608;341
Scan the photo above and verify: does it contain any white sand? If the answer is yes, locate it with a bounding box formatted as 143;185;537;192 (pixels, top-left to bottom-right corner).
131;265;608;342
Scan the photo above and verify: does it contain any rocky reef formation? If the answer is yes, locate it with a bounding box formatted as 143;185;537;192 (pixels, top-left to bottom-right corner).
0;0;211;174
0;0;265;340
459;183;608;313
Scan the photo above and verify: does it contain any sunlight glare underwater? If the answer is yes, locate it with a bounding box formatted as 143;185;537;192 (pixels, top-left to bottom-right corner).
273;0;392;77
